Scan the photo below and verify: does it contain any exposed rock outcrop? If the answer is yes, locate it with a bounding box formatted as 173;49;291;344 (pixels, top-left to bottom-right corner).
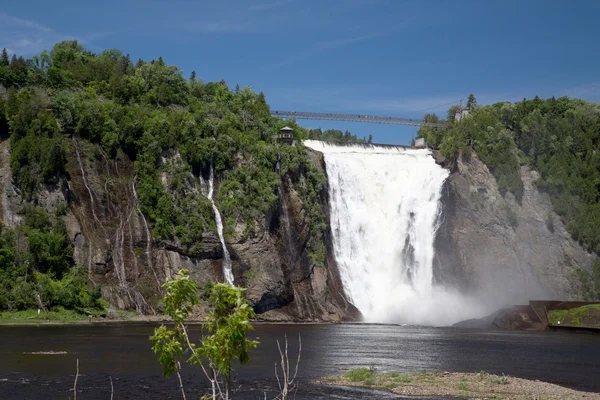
0;137;357;321
434;151;595;309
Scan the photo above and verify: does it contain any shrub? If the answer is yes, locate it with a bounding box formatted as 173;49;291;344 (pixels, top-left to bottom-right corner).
344;368;374;382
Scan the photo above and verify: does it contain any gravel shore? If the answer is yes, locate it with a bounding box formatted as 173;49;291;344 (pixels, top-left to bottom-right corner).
321;370;600;399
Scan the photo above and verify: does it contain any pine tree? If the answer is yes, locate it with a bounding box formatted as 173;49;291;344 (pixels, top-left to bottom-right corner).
466;93;477;109
190;70;196;81
0;48;9;67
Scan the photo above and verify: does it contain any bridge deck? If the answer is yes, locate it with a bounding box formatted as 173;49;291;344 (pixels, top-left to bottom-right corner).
271;110;447;127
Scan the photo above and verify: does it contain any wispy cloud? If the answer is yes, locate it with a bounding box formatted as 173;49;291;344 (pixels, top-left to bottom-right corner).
350;91;527;115
0;12;117;56
351;95;466;114
0;12;75;56
266;85;522;118
271;32;384;69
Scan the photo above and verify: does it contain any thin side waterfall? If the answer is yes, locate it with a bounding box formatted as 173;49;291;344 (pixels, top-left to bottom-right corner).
133;176;162;292
200;163;234;285
72;136;100;224
278;185;295;264
72;136;98;283
304;140;486;325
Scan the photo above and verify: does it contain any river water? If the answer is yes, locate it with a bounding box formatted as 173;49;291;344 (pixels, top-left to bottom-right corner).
1;323;599;399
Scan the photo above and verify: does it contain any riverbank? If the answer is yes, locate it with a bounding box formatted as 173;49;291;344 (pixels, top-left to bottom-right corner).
548;304;600;328
322;369;600;399
0;309;167;325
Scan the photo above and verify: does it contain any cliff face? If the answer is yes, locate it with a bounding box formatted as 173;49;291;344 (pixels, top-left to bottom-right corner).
233;150;358;321
0;137;357;321
434;151;595;308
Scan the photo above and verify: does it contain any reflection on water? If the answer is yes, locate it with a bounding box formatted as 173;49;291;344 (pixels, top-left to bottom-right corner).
1;323;599;395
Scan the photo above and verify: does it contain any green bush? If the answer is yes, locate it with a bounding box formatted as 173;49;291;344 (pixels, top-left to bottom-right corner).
418;96;600;263
344;368;375;382
0;40;333;314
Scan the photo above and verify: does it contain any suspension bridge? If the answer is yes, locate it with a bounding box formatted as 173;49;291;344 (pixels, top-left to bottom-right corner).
270;110;447;127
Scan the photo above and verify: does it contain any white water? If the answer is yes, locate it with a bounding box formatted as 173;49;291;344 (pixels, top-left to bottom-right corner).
304;141;486;325
201;163;235;285
132;176;161;292
278;185;295;264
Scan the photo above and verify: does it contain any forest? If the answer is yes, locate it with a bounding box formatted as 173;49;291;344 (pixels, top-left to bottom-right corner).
0;41;336;312
418;94;600;298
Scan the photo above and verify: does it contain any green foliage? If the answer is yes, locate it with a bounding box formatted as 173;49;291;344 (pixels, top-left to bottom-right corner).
151;270;258;395
593;259;600;299
0;207;100;313
198;283;258;382
466;93;477;109
0;308;95;323
307;128;367;143
418;97;600;259
2;41;329;261
308;241;326;268
344;368;375;382
2;41;331;321
548;304;600;327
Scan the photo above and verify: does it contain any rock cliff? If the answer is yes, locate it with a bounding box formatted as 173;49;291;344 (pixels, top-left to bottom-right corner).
433;151;595;309
0;137;357;321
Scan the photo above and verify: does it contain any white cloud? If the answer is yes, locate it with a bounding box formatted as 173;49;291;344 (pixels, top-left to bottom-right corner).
0;12;74;56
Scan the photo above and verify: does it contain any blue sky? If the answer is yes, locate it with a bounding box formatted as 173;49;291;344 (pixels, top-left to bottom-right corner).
2;0;600;144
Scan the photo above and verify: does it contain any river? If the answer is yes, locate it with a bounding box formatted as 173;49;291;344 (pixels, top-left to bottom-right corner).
1;323;599;399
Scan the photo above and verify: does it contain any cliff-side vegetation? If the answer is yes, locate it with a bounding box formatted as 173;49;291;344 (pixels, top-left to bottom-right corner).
0;41;336;313
418;95;600;298
0;207;102;311
307;128;371;144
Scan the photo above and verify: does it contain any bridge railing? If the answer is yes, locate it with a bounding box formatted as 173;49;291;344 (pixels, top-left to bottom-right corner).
271;110;447;127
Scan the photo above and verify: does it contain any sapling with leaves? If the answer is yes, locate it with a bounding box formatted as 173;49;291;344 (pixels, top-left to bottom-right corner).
150;269;258;400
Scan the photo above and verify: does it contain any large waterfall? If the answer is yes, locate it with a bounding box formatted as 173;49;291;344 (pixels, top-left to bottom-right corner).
305;141;484;325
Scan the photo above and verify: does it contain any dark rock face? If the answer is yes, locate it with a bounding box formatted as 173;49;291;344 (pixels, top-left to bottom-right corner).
433;151;595;309
453;305;546;331
0;138;357;321
232;150;359;321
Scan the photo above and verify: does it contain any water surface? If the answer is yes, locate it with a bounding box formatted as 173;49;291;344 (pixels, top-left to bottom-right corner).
1;323;598;399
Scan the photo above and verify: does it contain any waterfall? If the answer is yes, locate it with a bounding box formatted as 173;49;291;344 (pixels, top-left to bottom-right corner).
304;140;485;325
132;176;162;292
201;163;235;285
72;136;100;224
278;185;295;265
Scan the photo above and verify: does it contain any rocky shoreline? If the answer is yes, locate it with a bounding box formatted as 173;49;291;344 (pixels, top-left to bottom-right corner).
322;370;600;399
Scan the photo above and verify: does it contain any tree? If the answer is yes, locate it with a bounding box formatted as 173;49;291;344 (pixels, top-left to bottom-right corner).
150;270;258;399
368;134;373;144
1;48;9;67
467;93;477;109
447;104;461;121
190;70;196;81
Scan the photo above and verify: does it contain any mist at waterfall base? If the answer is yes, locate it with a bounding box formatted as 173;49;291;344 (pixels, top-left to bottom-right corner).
304;141;488;326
